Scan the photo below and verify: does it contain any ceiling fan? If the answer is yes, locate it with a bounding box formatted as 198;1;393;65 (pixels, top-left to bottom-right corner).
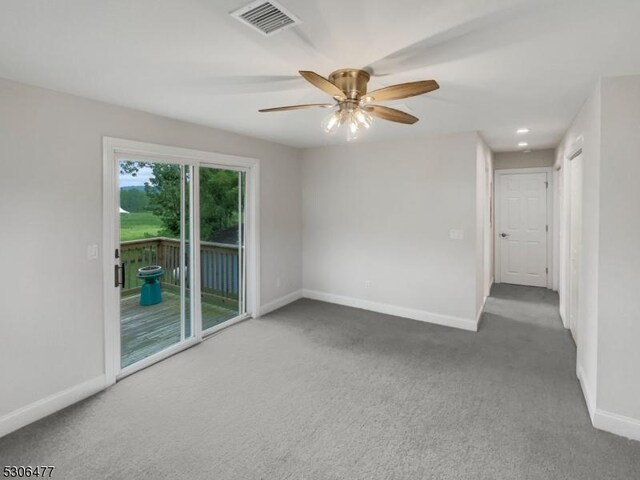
258;69;439;140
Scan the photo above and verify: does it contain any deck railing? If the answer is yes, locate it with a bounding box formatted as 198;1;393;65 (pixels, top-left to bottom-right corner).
120;237;239;299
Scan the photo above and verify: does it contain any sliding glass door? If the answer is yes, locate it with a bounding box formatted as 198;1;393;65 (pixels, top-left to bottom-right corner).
198;167;246;332
115;157;248;374
117;160;193;369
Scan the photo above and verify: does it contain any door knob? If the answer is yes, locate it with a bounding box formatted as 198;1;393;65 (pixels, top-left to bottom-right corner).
500;232;510;238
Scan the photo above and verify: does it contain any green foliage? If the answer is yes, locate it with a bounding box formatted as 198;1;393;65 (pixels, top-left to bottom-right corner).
120;187;149;213
199;168;240;242
119;161;241;242
119;212;163;241
144;163;183;237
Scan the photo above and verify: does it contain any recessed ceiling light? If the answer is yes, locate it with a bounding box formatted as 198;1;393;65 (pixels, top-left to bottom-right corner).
517;128;530;134
524;149;532;153
518;142;529;147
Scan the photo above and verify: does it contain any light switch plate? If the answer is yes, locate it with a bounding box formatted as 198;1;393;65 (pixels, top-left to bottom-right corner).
87;244;99;260
449;229;465;240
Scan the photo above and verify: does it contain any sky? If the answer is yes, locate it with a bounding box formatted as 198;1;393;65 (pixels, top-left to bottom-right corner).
119;164;154;188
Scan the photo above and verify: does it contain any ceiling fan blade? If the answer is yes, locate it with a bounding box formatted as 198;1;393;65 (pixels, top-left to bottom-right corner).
207;75;304;94
210;75;301;85
365;105;419;124
364;3;536;76
366;80;439;102
299;71;346;100
258;103;333;113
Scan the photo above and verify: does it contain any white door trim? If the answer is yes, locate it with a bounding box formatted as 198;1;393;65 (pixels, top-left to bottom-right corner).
494;167;554;289
102;137;260;386
567;151;583;342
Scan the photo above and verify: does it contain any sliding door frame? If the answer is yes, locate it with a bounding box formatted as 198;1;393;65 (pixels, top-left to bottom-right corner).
102;137;259;385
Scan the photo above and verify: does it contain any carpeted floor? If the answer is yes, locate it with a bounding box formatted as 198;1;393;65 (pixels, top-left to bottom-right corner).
1;284;639;479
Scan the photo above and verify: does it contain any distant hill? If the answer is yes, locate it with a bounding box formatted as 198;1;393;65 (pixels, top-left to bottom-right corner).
120;185;145;191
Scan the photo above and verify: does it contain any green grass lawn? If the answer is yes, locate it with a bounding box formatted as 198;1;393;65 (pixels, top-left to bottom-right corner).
120;211;163;241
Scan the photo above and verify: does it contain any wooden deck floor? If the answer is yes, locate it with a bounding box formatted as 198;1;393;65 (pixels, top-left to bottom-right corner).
121;291;237;368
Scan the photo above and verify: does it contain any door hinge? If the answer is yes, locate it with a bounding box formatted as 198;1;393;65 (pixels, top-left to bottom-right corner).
546;267;549;274
115;248;120;259
546;225;549;232
544;181;549;189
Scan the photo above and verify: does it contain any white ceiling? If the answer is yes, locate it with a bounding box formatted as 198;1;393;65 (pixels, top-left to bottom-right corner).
1;0;639;151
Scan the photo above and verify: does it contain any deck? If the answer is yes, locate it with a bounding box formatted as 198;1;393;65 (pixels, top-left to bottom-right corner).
121;291;237;368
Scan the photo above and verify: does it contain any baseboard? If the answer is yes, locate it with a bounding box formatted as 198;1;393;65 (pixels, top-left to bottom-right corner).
484;279;494;298
302;289;478;332
0;375;107;438
578;362;640;442
559;310;569;330
476;295;488;325
576;363;595;421
259;289;303;316
593;409;640;442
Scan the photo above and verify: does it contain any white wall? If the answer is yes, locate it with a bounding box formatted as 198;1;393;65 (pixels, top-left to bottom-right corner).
0;78;302;428
597;75;640;423
494;149;555;170
301;132;481;330
555;82;601;416
557;75;640;440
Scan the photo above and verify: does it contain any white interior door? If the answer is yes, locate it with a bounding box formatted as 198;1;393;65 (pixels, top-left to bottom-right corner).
497;172;548;287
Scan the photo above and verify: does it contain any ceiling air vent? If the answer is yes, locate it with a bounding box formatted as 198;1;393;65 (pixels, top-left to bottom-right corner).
231;1;300;36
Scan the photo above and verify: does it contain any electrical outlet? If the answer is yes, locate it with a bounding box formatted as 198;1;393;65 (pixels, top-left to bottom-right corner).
364;280;371;289
276;277;282;289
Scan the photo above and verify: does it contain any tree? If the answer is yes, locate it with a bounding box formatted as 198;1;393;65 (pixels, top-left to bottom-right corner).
199;168;240;241
144;163;183;237
120;162;241;241
120;188;149;212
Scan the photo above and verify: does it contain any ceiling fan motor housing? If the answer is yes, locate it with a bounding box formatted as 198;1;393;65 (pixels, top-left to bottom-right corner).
328;69;370;100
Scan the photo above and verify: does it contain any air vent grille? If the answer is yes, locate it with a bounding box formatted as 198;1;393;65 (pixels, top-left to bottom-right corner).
231;1;300;36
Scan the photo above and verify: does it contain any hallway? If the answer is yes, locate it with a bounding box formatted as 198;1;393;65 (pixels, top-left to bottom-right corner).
484;283;564;330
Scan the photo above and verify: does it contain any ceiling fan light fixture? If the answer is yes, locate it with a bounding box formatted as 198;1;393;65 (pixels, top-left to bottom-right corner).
354;108;373;129
346;119;360;142
349;117;359;134
322;103;371;139
321;109;342;134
